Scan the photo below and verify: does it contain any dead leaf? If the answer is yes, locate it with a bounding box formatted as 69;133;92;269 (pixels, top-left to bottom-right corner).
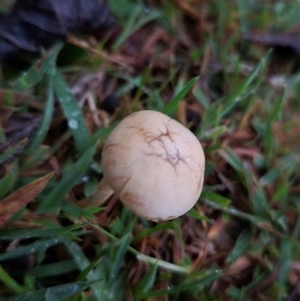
0;138;29;167
227;255;255;277
0;172;54;226
0;0;115;60
273;120;300;151
1;221;43;229
244;31;300;56
78;177;114;208
207;217;243;255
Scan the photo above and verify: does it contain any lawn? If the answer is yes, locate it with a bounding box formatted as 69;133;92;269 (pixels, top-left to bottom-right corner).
0;0;299;300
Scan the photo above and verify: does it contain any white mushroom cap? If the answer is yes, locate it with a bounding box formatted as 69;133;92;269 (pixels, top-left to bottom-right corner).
101;110;205;221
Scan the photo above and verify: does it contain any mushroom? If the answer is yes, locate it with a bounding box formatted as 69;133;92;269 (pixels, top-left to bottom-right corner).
101;110;205;221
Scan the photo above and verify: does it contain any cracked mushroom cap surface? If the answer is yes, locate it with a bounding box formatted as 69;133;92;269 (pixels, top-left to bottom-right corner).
101;110;205;221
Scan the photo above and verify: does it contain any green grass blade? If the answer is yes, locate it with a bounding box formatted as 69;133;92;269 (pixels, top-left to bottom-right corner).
107;0;141;23
37;144;97;213
226;228;252;263
26;71;55;152
5;281;92;301
134;270;221;299
251;186;270;219
259;167;281;186
44;281;91;301
133;221;175;241
202;199;263;224
5;43;63;92
76;257;103;282
20;146;49;170
53;69;92;153
27;260;78;278
193;86;209;109
0;237;65;261
0;173;14;198
0;265;30;294
92;122;118;142
263;117;275;167
93;224;190;274
132;263;158;297
163;77;199;116
278;238;292;296
109;234;132;284
0;225;82;240
220;50;272;118
0;139;28;165
201;191;231;207
218;148;244;172
103;270;128;301
186;208;211;222
64;240;103;301
113;9;163;49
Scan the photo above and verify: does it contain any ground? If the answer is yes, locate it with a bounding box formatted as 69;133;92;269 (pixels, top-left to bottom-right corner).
0;0;299;301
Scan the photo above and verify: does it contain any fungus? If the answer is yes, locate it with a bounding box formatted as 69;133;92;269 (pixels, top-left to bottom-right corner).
101;110;205;221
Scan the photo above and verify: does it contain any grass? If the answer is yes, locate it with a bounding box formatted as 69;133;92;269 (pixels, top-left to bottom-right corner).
0;0;299;300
